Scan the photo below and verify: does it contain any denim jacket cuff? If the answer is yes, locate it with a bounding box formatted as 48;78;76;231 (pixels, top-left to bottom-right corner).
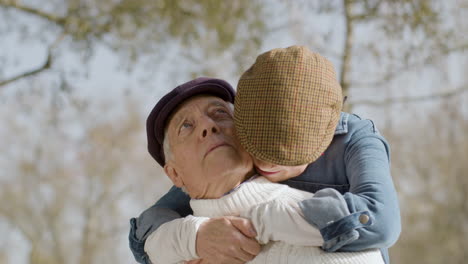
320;211;373;251
323;229;360;252
129;218;153;264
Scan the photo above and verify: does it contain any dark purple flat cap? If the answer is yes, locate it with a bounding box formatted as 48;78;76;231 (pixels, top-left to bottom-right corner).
147;77;235;167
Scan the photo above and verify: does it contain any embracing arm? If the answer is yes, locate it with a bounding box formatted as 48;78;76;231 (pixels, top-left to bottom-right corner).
145;215;209;264
299;128;401;252
129;186;192;264
129;186;260;264
341;134;401;250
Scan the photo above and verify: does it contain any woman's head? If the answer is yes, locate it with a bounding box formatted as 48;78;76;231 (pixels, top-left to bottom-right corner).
235;45;342;169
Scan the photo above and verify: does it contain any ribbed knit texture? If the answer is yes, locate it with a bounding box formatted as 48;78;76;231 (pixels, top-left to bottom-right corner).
190;177;384;264
191;177;294;217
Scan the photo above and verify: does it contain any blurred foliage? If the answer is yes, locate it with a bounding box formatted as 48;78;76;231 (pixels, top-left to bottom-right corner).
0;0;266;83
281;0;467;110
0;85;160;263
386;100;468;263
0;0;467;263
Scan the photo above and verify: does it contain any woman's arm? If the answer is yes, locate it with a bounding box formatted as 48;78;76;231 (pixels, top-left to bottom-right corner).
129;186;191;264
299;122;401;254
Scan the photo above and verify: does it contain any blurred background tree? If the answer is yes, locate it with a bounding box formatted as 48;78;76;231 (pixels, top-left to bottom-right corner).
0;0;266;86
388;101;468;263
0;0;467;263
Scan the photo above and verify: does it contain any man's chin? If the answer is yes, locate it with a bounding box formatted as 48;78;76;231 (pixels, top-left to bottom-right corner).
204;150;243;168
205;146;234;159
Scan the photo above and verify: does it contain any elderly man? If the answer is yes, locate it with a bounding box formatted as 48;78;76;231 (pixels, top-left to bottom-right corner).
138;77;383;264
131;78;262;264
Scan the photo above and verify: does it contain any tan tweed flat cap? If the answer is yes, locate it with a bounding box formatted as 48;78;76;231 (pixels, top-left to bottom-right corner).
235;46;343;166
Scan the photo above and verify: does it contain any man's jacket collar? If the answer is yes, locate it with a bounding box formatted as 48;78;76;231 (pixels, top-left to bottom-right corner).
334;112;349;135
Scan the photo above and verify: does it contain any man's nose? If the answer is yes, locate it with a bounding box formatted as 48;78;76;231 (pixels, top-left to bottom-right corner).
199;117;220;138
202;126;219;137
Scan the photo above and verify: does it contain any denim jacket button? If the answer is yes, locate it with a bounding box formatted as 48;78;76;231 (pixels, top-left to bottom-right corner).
359;214;370;224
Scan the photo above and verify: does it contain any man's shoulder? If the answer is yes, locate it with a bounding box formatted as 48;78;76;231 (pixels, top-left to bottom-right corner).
336;112;381;137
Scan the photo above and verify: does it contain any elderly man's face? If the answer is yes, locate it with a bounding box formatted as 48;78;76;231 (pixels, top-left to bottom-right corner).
164;95;253;199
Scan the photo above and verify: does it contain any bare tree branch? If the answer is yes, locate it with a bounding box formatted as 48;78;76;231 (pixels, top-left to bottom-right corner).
0;1;66;25
350;85;468;107
340;0;354;102
0;54;51;87
0;33;64;87
350;0;383;21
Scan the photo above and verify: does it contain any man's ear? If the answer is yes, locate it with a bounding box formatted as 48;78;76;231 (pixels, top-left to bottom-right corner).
164;162;184;188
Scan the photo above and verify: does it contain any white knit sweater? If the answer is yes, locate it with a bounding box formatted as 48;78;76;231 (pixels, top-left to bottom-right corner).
146;176;384;264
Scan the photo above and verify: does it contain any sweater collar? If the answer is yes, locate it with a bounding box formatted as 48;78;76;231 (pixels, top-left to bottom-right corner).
190;176;285;217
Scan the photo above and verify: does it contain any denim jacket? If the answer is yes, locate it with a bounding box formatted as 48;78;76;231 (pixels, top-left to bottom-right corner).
129;112;401;264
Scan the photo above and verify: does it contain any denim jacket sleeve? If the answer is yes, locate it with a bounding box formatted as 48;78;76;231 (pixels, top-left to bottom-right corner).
299;119;401;255
129;186;192;264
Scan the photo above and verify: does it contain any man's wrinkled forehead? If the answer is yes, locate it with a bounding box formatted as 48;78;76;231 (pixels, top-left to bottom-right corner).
166;94;230;129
